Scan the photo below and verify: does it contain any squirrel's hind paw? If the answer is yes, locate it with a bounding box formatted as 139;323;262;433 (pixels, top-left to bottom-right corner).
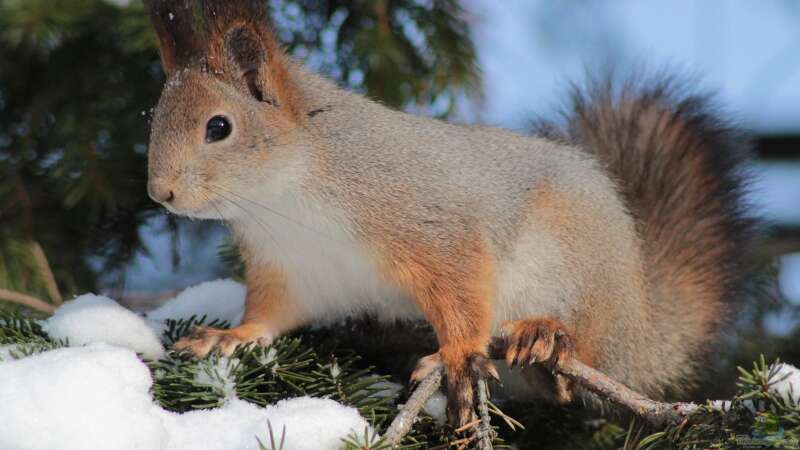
445;352;499;428
501;317;576;370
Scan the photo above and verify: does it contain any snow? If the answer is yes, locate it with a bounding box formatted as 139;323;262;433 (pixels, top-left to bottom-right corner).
165;397;369;450
424;391;448;425
709;399;756;414
0;344;369;450
195;357;240;403
146;279;246;327
0;280;376;449
43;294;165;360
770;362;800;405
369;381;404;399
0;344;168;450
0;344;21;361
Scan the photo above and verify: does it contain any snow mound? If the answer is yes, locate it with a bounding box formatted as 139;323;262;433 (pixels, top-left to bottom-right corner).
0;344;168;450
0;344;368;450
43;294;164;360
770;362;800;405
165;397;369;450
147;279;245;326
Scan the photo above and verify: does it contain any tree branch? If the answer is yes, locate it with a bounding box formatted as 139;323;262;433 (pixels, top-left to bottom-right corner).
383;336;707;446
487;337;700;427
383;367;443;446
559;358;699;426
30;241;62;305
0;288;56;315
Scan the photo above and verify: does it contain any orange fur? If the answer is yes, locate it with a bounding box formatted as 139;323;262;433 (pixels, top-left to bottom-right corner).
379;237;494;355
174;263;304;357
376;234;497;426
240;262;306;335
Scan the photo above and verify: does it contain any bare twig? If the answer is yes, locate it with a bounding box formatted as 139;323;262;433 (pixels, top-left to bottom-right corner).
0;288;56;315
383;335;707;447
475;380;494;450
487;337;700;427
30;241;62;305
383;368;443;446
559;358;699;426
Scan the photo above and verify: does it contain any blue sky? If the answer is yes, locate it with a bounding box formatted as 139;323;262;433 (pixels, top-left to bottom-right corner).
467;0;800;132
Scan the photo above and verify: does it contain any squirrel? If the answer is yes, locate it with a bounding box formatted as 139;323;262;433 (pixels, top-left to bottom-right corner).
145;0;754;426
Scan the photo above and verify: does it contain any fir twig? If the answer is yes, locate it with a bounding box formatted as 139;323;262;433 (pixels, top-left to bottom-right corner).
487;338;700;428
0;311;65;358
383;367;443;446
0;288;56;315
30;241;62;305
475;380;495;450
256;420;286;450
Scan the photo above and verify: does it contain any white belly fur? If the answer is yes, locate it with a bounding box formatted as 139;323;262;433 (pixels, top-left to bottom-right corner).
234;187;573;331
235;190;421;323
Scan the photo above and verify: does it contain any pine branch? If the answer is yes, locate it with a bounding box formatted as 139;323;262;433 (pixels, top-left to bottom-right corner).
0;288;56;315
383;336;712;447
384;368;443;446
486;338;700;428
30;241;62;305
0;311;65;357
558;358;699;428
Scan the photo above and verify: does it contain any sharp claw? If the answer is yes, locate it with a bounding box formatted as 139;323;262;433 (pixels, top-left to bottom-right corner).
487;365;501;384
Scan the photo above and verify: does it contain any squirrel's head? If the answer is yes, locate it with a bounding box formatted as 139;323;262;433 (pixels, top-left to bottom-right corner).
146;0;305;219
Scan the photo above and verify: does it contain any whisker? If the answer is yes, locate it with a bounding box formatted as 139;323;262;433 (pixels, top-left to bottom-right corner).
197;187;228;225
207;185;321;297
208;182;345;244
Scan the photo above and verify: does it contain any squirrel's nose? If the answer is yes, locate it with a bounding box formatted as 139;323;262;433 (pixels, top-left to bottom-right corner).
148;181;175;204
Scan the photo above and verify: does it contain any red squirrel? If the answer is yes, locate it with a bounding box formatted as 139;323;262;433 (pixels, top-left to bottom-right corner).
145;0;753;426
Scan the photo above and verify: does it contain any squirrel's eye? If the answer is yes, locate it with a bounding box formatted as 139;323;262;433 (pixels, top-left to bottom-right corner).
206;115;232;143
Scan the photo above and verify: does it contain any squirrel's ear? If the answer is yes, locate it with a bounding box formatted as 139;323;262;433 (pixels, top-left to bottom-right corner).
224;26;271;103
217;25;302;118
204;1;303;119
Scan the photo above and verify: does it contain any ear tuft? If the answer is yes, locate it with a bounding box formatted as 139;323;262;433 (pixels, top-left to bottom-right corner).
145;0;202;75
146;0;303;118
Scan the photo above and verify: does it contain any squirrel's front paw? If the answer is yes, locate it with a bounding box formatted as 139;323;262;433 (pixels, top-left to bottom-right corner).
174;323;273;358
501;317;576;369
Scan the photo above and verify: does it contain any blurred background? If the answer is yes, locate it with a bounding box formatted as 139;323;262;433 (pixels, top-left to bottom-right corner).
1;0;798;386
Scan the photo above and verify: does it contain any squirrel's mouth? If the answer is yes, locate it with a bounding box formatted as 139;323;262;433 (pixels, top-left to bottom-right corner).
159;195;228;221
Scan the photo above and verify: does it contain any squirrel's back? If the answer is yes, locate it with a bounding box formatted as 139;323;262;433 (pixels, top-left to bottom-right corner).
300;71;755;397
537;77;755;397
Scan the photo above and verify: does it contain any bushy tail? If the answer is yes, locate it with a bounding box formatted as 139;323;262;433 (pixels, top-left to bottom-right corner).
538;76;756;392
